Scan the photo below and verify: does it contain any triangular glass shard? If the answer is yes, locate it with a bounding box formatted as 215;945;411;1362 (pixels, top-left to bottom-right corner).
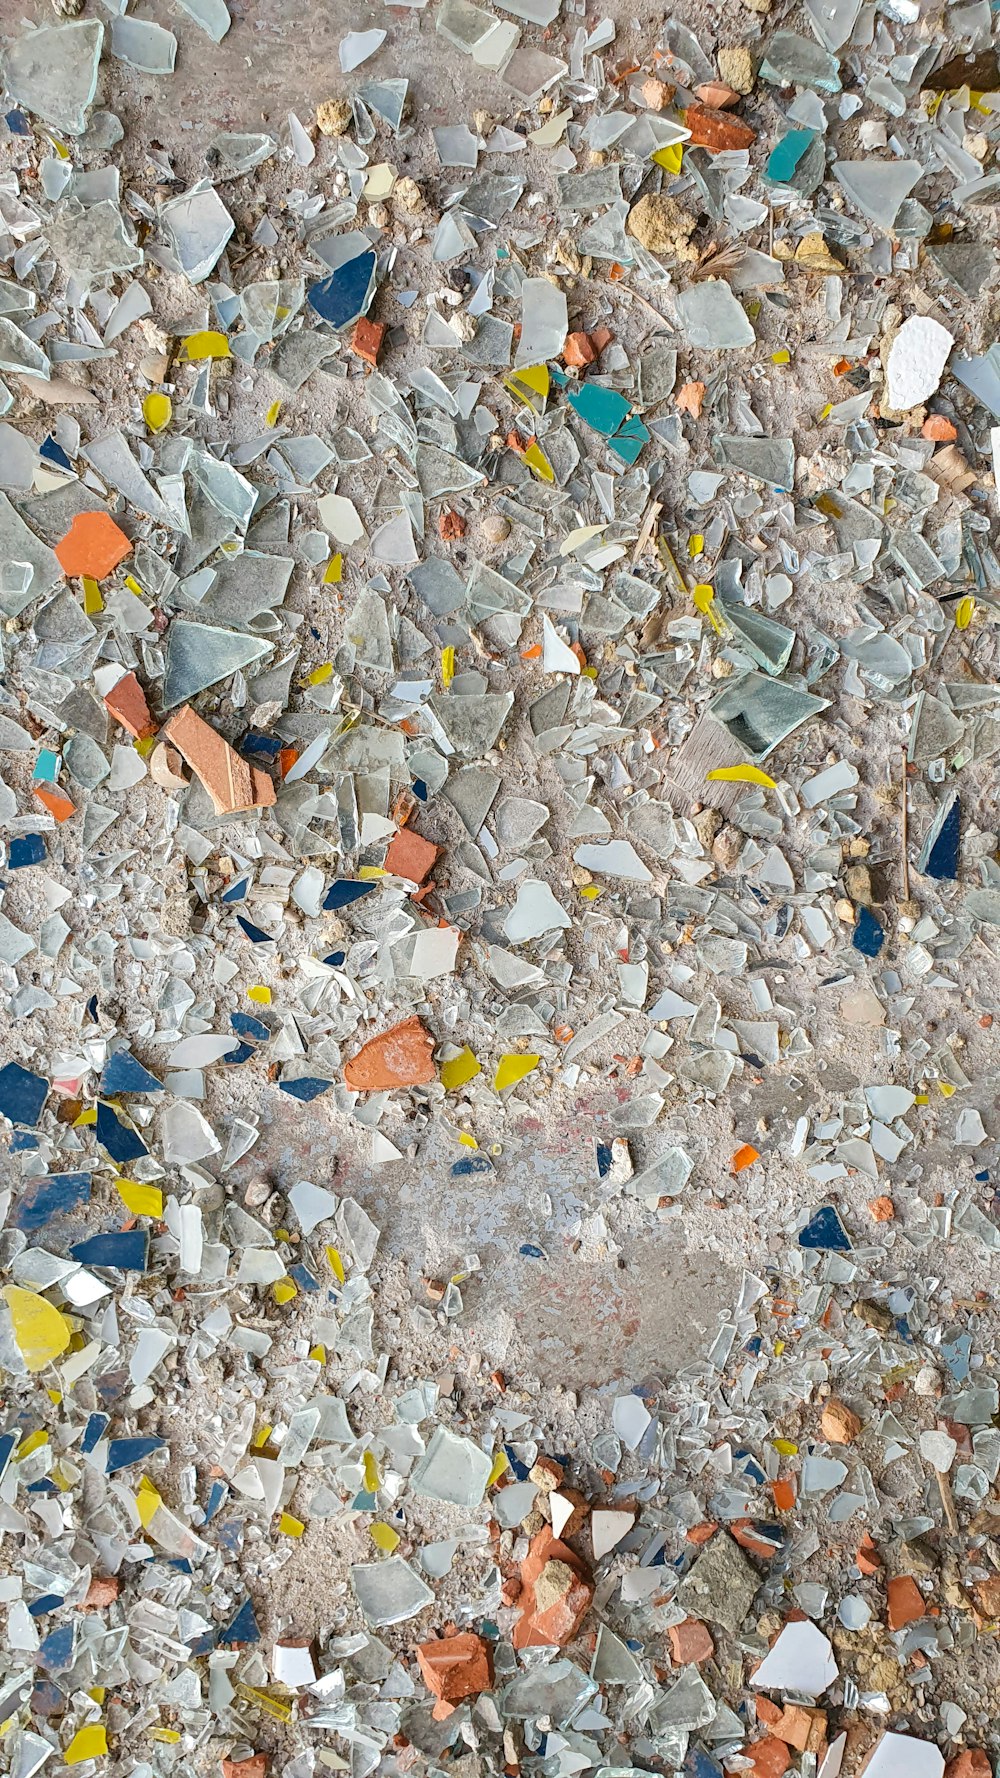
675;280;754;349
160;183;235;284
174;0;231;41
48;200;144;283
833;160;922;227
0;494;61;616
715;434;794;490
2;20;103;136
928;241;994;301
162;619;271;707
443;764;501;835
709;670;829;762
760;29;841;90
805;0;861;50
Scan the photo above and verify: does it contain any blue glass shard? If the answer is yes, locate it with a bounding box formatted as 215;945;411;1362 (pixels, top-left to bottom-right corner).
37;1624;75;1672
595;1142;614;1178
223;1041;256;1066
96;1102;148;1163
0;1061;48;1127
13;1169;91;1231
99;1050;163;1095
28;1592;63;1616
520;1243;545;1258
918;790;960;881
205;1479;228;1520
0;1431;18;1481
40;435;72;471
222;875;250;902
219;1595;261;1645
279;1075;332;1102
307;250;377;328
452;1154;493;1175
323;950;346;967
798;1204;852;1251
6;108;30;135
106;1437;166;1473
82;1412;110;1454
851;905;884;957
323;879;376;911
766;129;815;183
684;1752;723;1778
231;1011;270;1041
412;777;428;801
70;1229;150;1271
242;732;283;757
236;915;273;943
287;1262;319;1291
608;414;650;464
9;833;46;868
11;1131;38;1151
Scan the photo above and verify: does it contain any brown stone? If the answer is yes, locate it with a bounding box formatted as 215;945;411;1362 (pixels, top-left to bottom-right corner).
416;1632;493;1706
683;103;755;152
161;706;275;815
222;1758;268;1778
563;331;596;368
344;1015;436;1091
104;671;155;739
974;1574;1000;1617
383;826;441;885
773;1706;827;1753
351;318;386;366
945;1754;992;1778
513;1525;594;1649
78;1576;120;1610
821;1398;861;1444
676;381;706;418
886;1574;926;1630
667;1618;714;1665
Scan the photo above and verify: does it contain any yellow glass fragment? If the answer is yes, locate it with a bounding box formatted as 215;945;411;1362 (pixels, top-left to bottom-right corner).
272;1278;297;1305
707;765;777;787
149;1728;181;1744
50;137;71;161
771;1438;798;1456
688;534;704;557
523;440;554;483
236;1685;292;1723
370;1521;400;1553
74;1106;97;1126
956;595;975;630
440;1047;481;1091
326;1245;346;1284
179;330;231;361
15;1428;48;1460
65;1725;108;1764
143;392;172;433
265;399;282;427
578;883;602;899
504;364;549;411
89;1689;106;1705
819;402;833;420
457;1131;478;1149
771;349;791;365
279;1512;305;1537
363;1450;380;1492
323;554;343;584
309;1345;326;1363
441;645;456;687
82;576;104;615
248;985;271;1004
3;1287;71;1372
306;662;334;685
253;1424;273;1448
116;1179;163;1218
47;1389;62;1406
774;1339;786;1356
487;1450;509;1487
494;1054;539;1091
358;865;385;880
652;142;684;175
938;1081;956;1097
135;1478;162;1527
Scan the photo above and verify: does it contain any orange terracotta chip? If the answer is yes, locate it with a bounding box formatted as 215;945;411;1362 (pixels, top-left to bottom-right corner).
732;1143;760;1172
384;826;441;885
55;511;133;580
34;784;75;822
344;1015;436;1091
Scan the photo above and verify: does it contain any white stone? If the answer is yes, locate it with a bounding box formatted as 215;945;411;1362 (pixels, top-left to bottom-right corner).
885;315;953;412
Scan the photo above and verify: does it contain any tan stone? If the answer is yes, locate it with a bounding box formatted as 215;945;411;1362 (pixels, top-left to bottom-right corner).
821;1398;861;1444
625;193;698;261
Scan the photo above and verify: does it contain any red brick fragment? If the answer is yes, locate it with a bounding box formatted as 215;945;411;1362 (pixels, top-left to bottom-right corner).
222;1758;268;1778
748;1737;791;1778
351;318;386;366
513;1525;594;1649
667;1618;714;1665
945;1754;992;1778
416;1632;493;1708
78;1576;120;1610
684;103;756;152
438;509;466;540
886;1574;926;1630
384;826;441;885
103;671;155;739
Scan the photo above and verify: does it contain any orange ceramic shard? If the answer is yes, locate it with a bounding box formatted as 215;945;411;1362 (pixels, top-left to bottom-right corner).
34;784;75;822
344;1016;436;1091
222;1759;269;1778
887;1574;926;1629
55;511;132;580
732;1143;760;1173
103;671;155;740
683;103;755;152
161;705;276;815
676;381;706;418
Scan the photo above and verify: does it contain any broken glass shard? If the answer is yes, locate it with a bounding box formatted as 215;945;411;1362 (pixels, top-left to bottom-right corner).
515;278;568;368
834;160;922;228
2;20;103;136
760;30;842;90
351;1557;434;1626
163;620;271;707
716;435;794;490
674;281;754;350
160;184;235;284
710;671;829;761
